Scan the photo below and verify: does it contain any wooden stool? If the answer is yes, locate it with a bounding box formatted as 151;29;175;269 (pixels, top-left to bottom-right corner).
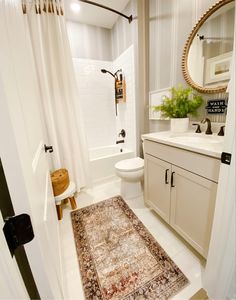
54;181;77;220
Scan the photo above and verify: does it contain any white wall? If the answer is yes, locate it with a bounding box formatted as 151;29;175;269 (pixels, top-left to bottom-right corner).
66;0;141;154
67;18;137;154
67;0;138;62
111;0;137;60
149;0;221;91
149;0;228;133
67;21;112;61
111;0;141;153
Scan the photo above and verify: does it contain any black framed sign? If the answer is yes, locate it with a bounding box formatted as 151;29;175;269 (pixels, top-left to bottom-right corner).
205;99;227;114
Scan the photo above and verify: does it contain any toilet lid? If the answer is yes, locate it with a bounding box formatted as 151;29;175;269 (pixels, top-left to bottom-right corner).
115;157;144;172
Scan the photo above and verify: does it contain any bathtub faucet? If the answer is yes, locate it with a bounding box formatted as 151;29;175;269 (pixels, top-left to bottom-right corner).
119;129;126;138
116;140;124;144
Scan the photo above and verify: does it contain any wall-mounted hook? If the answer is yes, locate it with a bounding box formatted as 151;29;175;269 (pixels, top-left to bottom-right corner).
44;145;53;153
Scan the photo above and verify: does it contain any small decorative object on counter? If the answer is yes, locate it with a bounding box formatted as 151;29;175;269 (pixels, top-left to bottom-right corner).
205;99;227;114
50;168;69;196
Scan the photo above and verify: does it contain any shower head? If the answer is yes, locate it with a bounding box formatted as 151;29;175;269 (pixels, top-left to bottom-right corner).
101;69;116;78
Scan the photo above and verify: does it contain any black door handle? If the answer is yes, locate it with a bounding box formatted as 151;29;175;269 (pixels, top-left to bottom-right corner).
3;214;34;256
44;145;53;153
165;169;169;184
171;172;175;187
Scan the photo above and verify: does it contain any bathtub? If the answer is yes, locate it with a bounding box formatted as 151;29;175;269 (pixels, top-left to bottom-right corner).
89;145;134;182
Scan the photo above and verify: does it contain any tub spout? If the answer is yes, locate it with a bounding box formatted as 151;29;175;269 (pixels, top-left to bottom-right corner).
116;140;124;144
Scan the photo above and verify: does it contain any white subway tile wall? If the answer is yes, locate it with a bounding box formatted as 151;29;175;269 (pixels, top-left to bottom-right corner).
73;59;116;148
73;45;137;153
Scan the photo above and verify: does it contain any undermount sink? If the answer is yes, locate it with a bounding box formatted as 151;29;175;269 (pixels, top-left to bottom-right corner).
142;131;224;158
168;135;222;145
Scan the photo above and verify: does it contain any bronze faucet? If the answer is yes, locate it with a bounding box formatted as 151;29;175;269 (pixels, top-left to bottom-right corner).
201;118;212;135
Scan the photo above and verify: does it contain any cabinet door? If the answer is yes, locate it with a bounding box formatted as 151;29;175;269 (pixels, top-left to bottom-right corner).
144;154;171;223
170;166;217;258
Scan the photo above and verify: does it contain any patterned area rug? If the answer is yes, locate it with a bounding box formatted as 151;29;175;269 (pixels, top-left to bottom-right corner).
71;196;188;299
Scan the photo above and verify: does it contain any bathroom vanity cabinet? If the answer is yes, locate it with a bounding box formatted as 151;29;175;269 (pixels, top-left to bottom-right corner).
143;139;221;258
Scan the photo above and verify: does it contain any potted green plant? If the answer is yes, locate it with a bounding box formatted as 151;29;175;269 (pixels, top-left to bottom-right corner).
153;85;204;132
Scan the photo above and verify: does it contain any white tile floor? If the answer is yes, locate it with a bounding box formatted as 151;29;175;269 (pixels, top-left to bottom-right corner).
59;178;205;300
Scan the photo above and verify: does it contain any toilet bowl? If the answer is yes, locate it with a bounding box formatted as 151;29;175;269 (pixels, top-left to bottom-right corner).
115;157;144;199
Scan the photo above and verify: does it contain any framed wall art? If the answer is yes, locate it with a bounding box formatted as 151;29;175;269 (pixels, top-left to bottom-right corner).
149;88;171;120
205;51;232;85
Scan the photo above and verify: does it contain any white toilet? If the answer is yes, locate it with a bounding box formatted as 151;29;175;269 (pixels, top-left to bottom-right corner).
115;157;144;199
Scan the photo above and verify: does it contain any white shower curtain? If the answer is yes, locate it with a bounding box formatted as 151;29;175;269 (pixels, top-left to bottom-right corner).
23;0;90;189
203;16;236;300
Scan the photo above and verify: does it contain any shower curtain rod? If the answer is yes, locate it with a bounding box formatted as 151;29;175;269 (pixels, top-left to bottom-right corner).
197;34;233;41
77;0;133;23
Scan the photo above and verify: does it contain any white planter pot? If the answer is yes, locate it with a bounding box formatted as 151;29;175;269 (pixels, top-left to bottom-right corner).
170;118;189;133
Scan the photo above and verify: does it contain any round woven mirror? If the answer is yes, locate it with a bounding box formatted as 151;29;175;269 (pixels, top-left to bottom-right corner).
182;0;235;93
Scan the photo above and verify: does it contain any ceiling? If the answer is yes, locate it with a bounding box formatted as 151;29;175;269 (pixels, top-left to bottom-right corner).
64;0;131;29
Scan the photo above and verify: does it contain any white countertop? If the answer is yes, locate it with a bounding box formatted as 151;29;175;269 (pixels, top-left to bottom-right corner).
142;131;224;159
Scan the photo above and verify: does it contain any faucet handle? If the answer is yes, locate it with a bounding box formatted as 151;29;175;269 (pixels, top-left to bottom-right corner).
118;129;126;138
192;123;201;133
218;125;225;136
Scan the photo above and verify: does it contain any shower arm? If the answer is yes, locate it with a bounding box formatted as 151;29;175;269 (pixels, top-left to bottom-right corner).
114;69;122;79
77;0;133;23
105;70;116;79
101;69;122;80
